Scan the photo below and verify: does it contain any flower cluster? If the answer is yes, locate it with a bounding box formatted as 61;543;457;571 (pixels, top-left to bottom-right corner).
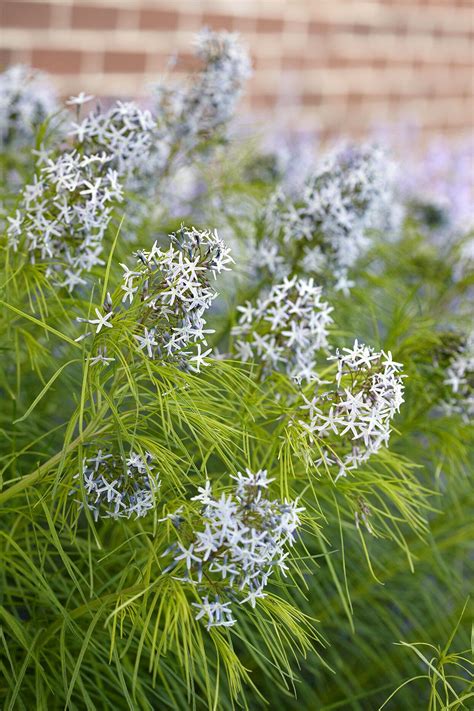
164;470;303;629
76;449;159;520
232;276;333;382
252;144;401;292
298;341;405;478
441;333;474;422
71;100;166;187
5;31;251;282
122;227;233;371
8;150;123;289
190;28;252;133
0;64;60;151
257;133;318;196
154;29;251;146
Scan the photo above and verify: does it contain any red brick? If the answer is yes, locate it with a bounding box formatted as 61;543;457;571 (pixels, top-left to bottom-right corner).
254;56;278;70
103;52;147;73
175;51;201;72
31;48;82;74
284;20;308;34
309;20;332;34
144;54;171;73
346;92;371;105
2;1;51;28
256;17;284;33
302;92;323;106
202;13;234;30
138;8;179;30
351;23;372;35
0;48;13;68
231;17;256;33
371;57;389;69
71;5;118;30
281;57;305;70
251;93;277;109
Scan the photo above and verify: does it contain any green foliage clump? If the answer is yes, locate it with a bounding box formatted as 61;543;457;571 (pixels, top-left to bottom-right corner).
0;34;473;711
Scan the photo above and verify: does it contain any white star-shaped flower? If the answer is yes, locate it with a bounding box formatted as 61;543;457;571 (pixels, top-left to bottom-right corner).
77;308;114;334
66;92;95;106
134;328;158;358
189;345;212;372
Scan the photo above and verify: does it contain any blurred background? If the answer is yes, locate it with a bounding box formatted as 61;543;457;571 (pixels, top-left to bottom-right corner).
1;0;473;143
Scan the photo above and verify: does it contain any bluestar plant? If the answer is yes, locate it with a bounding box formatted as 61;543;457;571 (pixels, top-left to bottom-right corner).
163;469;303;629
0;64;60;150
0;29;472;711
251;143;403;293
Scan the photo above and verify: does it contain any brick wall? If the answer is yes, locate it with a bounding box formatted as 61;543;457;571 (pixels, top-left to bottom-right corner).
1;0;473;140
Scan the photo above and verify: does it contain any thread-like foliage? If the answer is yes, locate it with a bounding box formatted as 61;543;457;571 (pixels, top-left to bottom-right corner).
0;32;473;711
